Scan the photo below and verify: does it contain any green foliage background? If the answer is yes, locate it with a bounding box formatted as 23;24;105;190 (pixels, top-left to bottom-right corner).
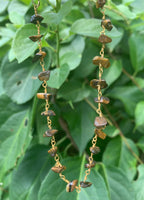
0;0;144;199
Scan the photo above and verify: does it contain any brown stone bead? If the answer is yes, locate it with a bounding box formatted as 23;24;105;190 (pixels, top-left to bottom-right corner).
43;129;58;137
51;165;66;173
90;146;100;154
93;56;110;68
90;79;108;89
85;161;96;169
98;34;112;44
66;180;78;192
101;19;113;31
38;71;50;81
96;0;106;8
37;93;51;100
94;117;107;129
41;110;56;116
80;181;92;188
30;14;44;24
48;147;57;157
29;35;43;42
94;96;110;104
33;51;47;62
95;129;106;140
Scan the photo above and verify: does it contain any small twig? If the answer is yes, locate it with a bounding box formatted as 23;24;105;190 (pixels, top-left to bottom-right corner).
88;1;95;18
56;25;60;68
122;68;144;93
104;5;129;25
103;105;143;164
59;117;79;151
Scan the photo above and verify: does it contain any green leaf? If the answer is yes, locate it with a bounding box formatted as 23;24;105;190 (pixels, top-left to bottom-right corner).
42;1;72;25
1;56;41;104
73;38;99;78
8;0;29;25
98;164;135;200
131;0;144;14
65;9;85;23
106;2;136;20
103;60;122;86
9;145;54;200
104;125;120;138
133;164;144;200
135;101;144;128
47;64;70;89
0;110;32;180
103;136;139;180
0;95;23;128
0;71;4;96
12;24;46;63
71;19;123;50
63;102;95;154
60;51;82;70
38;156;110;200
60;36;85;57
106;166;135;200
108;84;144;116
71;18;102;38
58;80;90;102
129;33;144;72
137;136;144;152
0;0;9;13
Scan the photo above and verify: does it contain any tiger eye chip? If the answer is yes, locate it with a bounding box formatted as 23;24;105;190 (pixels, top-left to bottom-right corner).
51;165;66;173
98;34;112;44
94;117;107;129
30;14;44;24
96;0;106;8
90;146;100;154
93;56;110;68
95;129;106;140
33;51;47;62
94;96;110;104
38;71;50;81
85;162;96;169
41;110;56;116
48;147;57;157
29;35;43;42
90;79;108;89
80;181;92;188
43;129;58;137
101;19;113;31
66;180;78;192
37;93;51;100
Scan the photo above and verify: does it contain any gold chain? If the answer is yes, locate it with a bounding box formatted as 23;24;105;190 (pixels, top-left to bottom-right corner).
96;7;106;117
33;0;108;194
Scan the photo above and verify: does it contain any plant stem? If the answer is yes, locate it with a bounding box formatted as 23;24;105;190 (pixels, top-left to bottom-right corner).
104;5;129;25
56;25;60;68
55;0;61;68
103;104;143;164
59;117;79;151
122;68;144;93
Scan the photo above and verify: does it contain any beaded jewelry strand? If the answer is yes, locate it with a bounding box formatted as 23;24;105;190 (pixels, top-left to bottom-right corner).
29;0;113;194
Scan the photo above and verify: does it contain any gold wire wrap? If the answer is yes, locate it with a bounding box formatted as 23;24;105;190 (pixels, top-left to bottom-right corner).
34;1;106;194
